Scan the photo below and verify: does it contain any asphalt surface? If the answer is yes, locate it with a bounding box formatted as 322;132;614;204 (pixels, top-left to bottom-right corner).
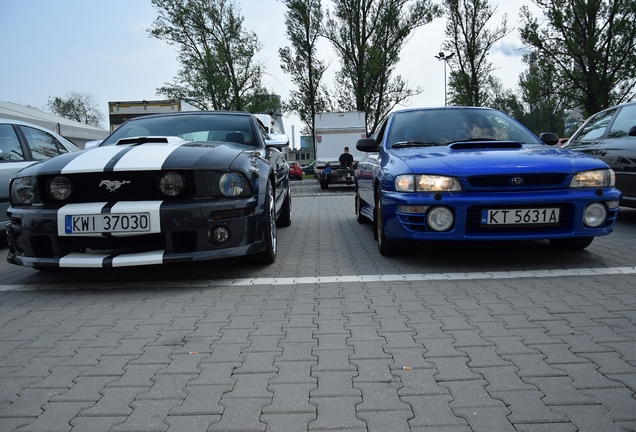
1;179;636;431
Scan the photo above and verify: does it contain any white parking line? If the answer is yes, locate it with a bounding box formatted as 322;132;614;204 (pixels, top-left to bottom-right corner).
0;266;635;291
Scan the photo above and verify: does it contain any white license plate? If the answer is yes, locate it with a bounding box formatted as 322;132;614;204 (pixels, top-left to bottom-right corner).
481;208;560;225
65;213;151;234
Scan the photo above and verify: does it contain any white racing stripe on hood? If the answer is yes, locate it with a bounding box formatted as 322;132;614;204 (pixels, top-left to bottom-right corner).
114;143;187;171
62;147;129;173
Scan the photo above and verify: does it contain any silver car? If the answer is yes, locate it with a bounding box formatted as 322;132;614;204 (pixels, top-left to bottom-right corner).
1;118;80;231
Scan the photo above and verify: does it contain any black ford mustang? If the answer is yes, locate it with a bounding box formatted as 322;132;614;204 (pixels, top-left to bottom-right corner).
6;111;292;269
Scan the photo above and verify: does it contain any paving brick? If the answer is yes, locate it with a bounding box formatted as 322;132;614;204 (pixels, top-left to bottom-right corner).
442;380;505;409
453;406;515;432
137;373;196;400
579;352;636;374
308;396;366;431
311;371;360;398
111;399;177;432
1;388;62;418
552;363;623;389
428;357;482;382
14;401;92;432
489;389;568;424
78;386;147;417
210;397;271;431
261;413;316;431
484;336;539;356
501;354;568;378
421;338;466;358
551;404;624;432
262;382;317;414
164;415;220;432
527;343;591;365
169;384;231;416
403;394;468;428
52;376;118;403
394;367;449;397
70;416;127;432
581;388;636;421
523;376;597;406
356;409;413;432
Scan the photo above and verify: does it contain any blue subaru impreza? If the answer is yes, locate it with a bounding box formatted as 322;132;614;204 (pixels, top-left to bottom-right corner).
354;107;621;255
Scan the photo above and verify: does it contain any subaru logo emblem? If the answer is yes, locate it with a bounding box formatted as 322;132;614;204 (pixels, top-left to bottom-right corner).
511;177;524;186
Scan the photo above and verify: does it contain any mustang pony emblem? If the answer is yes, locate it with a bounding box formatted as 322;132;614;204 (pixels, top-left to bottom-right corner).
99;180;131;192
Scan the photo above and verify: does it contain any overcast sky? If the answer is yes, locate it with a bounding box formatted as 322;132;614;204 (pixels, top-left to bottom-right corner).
0;0;537;148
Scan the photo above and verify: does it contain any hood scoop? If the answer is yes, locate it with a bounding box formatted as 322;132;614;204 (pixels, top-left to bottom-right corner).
115;136;187;146
448;141;523;150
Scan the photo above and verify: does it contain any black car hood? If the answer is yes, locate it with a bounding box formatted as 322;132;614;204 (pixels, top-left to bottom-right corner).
14;139;258;176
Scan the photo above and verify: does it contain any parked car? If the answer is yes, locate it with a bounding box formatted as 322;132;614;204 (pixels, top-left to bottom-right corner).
355;106;621;255
563;101;636;208
1;118;81;232
302;161;316;176
6;111;292;269
288;161;303;180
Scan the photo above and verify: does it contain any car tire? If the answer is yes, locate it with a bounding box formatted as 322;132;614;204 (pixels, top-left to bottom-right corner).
255;182;277;264
375;190;399;256
355;188;371;224
320;179;328;190
549;236;594;250
277;183;292;228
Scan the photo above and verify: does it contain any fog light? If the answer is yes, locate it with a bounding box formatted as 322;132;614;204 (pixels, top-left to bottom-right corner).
208;226;230;245
427;206;454;232
15;234;26;253
583;202;606;228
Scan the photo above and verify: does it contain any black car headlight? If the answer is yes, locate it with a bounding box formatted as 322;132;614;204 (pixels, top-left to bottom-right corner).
10;176;37;204
395;174;462;192
159;172;185;197
570;169;615;188
48;176;73;201
205;171;252;197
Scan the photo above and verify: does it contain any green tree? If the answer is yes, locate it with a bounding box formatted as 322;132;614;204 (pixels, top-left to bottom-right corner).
519;0;636;118
323;0;441;132
279;0;331;139
46;92;104;128
442;0;511;107
148;0;278;114
517;52;567;135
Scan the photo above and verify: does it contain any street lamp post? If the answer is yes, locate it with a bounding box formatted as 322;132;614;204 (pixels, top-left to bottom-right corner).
434;51;455;106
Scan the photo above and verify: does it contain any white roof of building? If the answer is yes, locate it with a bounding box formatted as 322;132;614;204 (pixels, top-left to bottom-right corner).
0;101;109;142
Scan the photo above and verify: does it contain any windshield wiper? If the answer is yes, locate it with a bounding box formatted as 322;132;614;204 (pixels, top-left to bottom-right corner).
393;141;439;148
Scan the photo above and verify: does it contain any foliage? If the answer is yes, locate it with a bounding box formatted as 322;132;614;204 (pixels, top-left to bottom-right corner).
519;0;636;118
148;0;278;114
323;0;441;133
279;0;332;137
46;92;104;128
442;0;511;107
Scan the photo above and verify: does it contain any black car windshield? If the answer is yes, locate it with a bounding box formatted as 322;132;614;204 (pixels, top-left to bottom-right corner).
388;108;542;148
101;114;258;146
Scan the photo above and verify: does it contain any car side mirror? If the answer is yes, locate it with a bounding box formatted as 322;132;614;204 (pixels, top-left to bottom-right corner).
357;138;379;152
628;126;636;137
84;140;102;149
265;133;290;148
539;132;559;146
0;149;4;160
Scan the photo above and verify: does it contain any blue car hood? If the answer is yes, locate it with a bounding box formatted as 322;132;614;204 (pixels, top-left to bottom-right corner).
392;144;607;176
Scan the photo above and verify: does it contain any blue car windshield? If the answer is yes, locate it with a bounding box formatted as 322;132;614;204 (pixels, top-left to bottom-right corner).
101;114;258;146
388;108;542;148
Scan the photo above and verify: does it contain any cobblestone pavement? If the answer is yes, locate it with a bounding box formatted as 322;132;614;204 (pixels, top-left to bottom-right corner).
0;191;635;431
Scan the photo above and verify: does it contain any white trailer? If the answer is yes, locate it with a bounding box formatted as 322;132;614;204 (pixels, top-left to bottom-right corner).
314;111;366;189
108;100;199;132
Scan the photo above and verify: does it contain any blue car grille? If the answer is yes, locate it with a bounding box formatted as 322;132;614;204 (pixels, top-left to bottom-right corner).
467;174;567;189
38;171;197;203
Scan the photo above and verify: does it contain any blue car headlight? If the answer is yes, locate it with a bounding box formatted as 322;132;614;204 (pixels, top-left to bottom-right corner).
395;175;462;192
10;176;37;204
570;169;615;188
